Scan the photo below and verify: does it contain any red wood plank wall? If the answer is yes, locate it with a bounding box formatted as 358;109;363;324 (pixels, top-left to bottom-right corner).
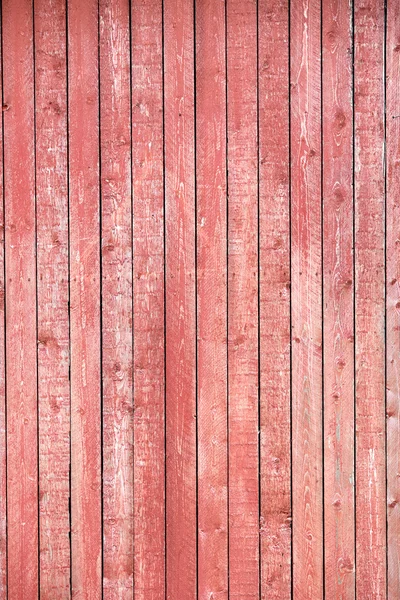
0;0;396;598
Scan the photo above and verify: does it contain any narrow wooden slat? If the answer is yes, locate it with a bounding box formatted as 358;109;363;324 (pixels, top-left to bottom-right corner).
68;0;102;596
290;0;323;597
226;1;259;598
258;1;291;597
387;2;400;596
0;9;6;597
322;0;355;596
99;0;133;597
131;1;165;598
3;0;38;597
196;0;228;597
163;0;197;597
35;0;70;595
354;1;386;598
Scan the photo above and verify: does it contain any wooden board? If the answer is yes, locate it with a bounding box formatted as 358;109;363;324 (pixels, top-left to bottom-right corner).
35;0;70;596
354;1;386;598
322;0;355;597
3;0;38;597
226;1;259;598
258;1;291;597
131;0;165;598
290;0;323;597
0;9;5;598
163;0;197;598
387;2;400;596
99;0;133;597
196;0;228;598
68;0;102;597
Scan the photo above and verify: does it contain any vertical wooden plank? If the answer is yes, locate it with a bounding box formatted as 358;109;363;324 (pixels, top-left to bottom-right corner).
68;0;102;597
258;1;291;597
131;1;165;598
164;0;196;596
354;2;386;598
226;1;259;598
35;0;70;596
290;0;323;597
0;9;5;598
322;0;355;596
196;0;228;598
3;0;38;597
387;2;400;596
99;0;133;597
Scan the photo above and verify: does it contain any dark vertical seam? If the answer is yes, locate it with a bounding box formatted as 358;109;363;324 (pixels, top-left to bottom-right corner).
0;2;7;597
256;0;261;597
288;0;293;597
352;0;356;595
384;0;388;595
32;1;40;595
225;0;230;596
65;0;72;594
193;0;198;597
97;0;104;597
128;0;134;597
320;1;325;598
161;0;167;596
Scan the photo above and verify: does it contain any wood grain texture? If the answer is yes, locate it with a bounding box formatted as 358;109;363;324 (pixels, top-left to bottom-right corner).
131;0;165;598
322;0;355;597
196;0;228;598
163;0;197;598
227;1;259;598
290;0;323;598
99;0;133;597
387;2;400;596
68;0;102;597
0;10;6;598
35;0;70;596
3;0;38;597
354;1;386;598
258;1;291;598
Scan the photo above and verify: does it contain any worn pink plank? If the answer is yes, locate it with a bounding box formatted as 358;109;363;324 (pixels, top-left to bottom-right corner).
196;0;228;598
258;0;291;597
35;0;70;596
3;0;38;597
290;0;323;597
164;0;197;598
99;0;133;597
354;1;386;598
322;0;355;596
227;1;259;598
387;1;400;596
131;1;165;598
68;0;102;596
0;8;5;598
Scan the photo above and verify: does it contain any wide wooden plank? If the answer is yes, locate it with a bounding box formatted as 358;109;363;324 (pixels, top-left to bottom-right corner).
35;0;70;596
2;0;38;597
163;0;197;597
226;1;259;598
0;10;6;597
99;0;133;597
290;0;323;597
322;0;355;596
68;0;102;597
196;0;228;598
258;1;291;597
387;2;400;596
131;0;165;598
354;1;386;598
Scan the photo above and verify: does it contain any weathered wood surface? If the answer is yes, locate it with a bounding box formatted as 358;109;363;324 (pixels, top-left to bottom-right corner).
35;0;70;596
322;0;355;597
354;1;386;598
0;2;397;599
